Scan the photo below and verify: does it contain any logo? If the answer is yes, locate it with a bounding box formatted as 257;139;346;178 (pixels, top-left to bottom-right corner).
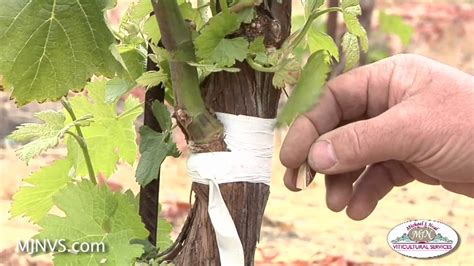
387;220;459;259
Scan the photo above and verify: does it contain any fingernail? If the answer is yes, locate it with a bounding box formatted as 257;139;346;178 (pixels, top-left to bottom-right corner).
309;140;338;170
284;168;301;192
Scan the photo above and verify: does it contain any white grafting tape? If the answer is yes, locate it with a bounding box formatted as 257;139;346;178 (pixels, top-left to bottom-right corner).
187;112;275;266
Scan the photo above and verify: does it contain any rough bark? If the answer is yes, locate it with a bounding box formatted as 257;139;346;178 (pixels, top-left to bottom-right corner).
171;1;291;265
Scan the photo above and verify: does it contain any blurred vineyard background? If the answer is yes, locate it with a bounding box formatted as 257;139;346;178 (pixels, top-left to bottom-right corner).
1;0;474;265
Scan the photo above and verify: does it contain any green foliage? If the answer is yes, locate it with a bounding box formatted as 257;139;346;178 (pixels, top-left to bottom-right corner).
190;62;241;82
11;159;72;223
119;46;147;80
4;1;370;263
136;44;173;90
8;111;89;163
179;2;206;30
135;126;180;186
248;36;266;55
308;28;340;61
135;103;180;186
144;17;162;44
278;51;331;126
136;70;168;89
0;0;123;105
151;101;172;130
341;0;368;51
128;0;153;20
272;59;301;89
36;180;148;265
342;32;360;71
339;0;368;71
248;36;272;65
156;205;173;251
303;0;325;18
119;0;159;44
379;11;414;46
68;80;143;177
122;0;200;46
195;12;248;67
105;77;136;103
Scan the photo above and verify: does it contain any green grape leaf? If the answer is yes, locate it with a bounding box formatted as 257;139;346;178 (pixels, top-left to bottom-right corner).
341;0;361;14
0;0;122;105
342;32;360;71
341;0;368;52
9;111;69;163
120;46;147;80
105;77;136;104
119;0;152;46
195;12;248;67
152;101;172;131
189;62;240;82
277;51;330;126
248;36;266;54
342;13;368;51
248;36;269;65
304;0;325;18
136;70;168;89
129;0;153;20
188;62;240;73
236;7;256;24
135;126;180;186
149;44;171;63
308;27;340;61
10;159;72;223
272;59;301;89
36;180;148;265
157;205;173;252
68;81;143;177
379;11;414;46
157;218;173;251
144;16;161;44
292;15;306;32
201;37;248;68
179;2;205;30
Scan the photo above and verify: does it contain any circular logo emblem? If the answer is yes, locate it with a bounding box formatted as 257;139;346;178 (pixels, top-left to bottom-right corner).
387;220;459;259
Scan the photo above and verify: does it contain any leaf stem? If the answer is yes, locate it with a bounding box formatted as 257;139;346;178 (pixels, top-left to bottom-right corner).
287;7;343;51
246;56;280;73
118;103;143;119
219;0;229;12
61;98;97;185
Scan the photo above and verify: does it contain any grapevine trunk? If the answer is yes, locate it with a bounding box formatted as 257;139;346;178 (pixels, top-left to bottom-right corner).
172;57;288;265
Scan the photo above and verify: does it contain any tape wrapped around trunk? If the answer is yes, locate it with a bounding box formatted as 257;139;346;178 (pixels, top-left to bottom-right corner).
187;112;275;265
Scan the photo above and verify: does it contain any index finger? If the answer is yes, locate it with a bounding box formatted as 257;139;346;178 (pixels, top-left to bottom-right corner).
280;56;397;169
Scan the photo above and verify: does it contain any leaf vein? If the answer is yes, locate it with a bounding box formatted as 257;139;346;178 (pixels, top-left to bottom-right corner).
2;0;34;37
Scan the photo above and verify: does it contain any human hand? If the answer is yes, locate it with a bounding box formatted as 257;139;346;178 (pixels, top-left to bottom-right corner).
280;54;474;220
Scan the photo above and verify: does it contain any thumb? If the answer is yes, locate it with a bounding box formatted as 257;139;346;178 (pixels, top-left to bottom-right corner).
307;108;416;174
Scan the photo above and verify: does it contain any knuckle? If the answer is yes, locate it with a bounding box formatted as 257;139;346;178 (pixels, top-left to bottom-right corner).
391;53;428;68
343;122;368;159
